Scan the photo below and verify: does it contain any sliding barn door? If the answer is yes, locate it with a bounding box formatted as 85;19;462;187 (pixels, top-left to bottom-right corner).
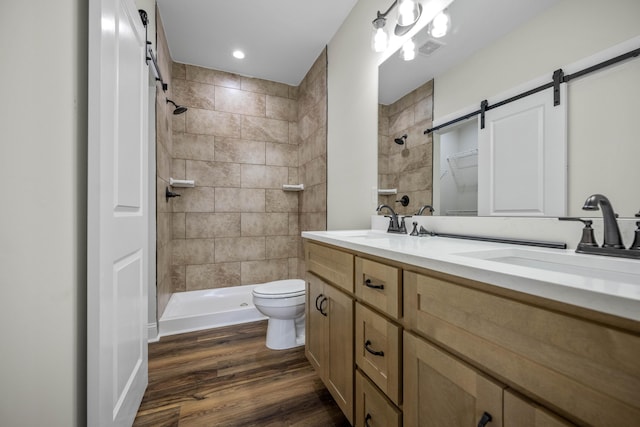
478;87;567;216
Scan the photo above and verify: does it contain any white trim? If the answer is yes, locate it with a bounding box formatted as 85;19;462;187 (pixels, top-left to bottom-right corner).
147;323;159;343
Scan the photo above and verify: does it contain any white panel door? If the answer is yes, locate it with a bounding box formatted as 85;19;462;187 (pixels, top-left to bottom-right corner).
88;0;149;425
478;87;567;216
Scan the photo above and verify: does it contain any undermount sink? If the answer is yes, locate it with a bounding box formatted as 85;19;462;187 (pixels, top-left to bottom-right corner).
456;248;640;284
328;230;394;240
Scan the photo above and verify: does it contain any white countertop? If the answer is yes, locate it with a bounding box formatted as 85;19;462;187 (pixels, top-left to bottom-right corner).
302;229;640;322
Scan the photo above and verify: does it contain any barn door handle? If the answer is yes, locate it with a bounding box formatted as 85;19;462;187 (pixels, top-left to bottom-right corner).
364;279;384;290
477;411;492;427
364;340;384;357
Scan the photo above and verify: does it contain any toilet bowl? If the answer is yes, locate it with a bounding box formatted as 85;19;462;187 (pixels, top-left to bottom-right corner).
252;279;306;350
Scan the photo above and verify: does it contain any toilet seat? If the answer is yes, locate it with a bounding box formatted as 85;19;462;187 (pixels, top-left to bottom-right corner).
253;279;305;299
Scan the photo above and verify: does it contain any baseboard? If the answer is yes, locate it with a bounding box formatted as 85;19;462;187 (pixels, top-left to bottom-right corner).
147;322;159;343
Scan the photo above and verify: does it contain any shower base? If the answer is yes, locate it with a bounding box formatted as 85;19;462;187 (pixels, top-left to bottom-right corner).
158;284;267;338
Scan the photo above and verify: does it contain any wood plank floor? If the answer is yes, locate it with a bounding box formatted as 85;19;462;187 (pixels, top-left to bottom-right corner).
134;320;351;427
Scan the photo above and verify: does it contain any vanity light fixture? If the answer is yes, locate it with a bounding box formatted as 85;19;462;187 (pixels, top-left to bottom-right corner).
401;39;416;61
372;17;389;52
371;0;423;53
428;9;451;38
397;0;421;26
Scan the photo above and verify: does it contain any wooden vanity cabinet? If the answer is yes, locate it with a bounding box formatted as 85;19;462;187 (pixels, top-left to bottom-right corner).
304;237;639;427
404;270;640;426
305;242;355;424
305;241;354;293
403;331;504;427
355;370;401;427
404;331;574;427
306;272;354;425
503;389;574;427
355;303;401;405
355;257;401;319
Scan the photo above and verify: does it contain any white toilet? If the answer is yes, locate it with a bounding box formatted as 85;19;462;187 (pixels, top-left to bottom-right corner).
252;279;306;350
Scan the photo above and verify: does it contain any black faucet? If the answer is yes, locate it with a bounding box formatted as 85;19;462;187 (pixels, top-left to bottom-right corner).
377;204;407;234
582;194;624;249
561;194;640;259
416;205;434;215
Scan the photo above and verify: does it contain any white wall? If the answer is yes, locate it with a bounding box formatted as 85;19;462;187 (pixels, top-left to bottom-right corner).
326;0;387;229
434;0;640;217
0;1;86;426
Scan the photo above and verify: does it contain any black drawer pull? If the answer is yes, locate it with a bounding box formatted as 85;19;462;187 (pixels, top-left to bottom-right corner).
364;279;384;290
364;413;372;427
364;340;384;357
477;411;492;427
319;297;328;316
315;293;324;311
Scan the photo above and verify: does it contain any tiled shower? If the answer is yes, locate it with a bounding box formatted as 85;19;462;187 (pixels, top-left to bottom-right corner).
155;12;327;319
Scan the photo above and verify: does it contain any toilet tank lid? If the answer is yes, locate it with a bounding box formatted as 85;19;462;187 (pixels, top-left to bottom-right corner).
253;279;305;297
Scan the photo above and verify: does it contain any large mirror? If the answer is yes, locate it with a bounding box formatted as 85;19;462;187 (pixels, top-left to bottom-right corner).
378;0;640;218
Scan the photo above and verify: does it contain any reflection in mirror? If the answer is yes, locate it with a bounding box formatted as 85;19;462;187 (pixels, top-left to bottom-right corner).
377;80;434;216
379;0;640;218
378;0;562;216
433;119;477;216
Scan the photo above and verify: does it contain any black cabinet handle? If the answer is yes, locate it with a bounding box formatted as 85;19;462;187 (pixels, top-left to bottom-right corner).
319;297;328;316
315;294;324;311
364;413;372;427
364;340;384;357
477;411;492;427
364;279;384;290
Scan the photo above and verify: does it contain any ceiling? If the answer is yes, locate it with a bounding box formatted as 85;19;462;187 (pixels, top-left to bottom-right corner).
156;0;559;97
156;0;358;86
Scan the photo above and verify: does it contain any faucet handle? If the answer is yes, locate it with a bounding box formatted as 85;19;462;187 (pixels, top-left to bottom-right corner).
396;195;410;207
630;221;640;250
410;221;419;236
559;217;598;248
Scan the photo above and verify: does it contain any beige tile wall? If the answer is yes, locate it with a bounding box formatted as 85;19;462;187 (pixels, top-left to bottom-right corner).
169;62;302;294
378;80;434;216
298;50;328;277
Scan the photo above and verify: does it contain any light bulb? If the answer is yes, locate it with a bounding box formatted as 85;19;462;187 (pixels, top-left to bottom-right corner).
429;10;450;38
371;18;388;52
402;39;416;61
233;50;245;59
398;0;420;27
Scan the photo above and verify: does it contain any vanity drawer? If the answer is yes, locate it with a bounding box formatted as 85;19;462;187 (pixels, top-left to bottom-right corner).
404;270;640;427
355;370;401;427
305;241;354;293
355;302;402;405
355;257;401;319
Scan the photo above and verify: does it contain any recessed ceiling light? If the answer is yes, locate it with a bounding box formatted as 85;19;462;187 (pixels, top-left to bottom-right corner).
232;50;245;59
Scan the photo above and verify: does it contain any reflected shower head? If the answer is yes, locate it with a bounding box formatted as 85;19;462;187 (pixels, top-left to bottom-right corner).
166;99;188;115
394;134;407;145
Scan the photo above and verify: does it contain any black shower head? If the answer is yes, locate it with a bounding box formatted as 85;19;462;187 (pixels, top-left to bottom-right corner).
394;134;407;145
166;99;188;115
